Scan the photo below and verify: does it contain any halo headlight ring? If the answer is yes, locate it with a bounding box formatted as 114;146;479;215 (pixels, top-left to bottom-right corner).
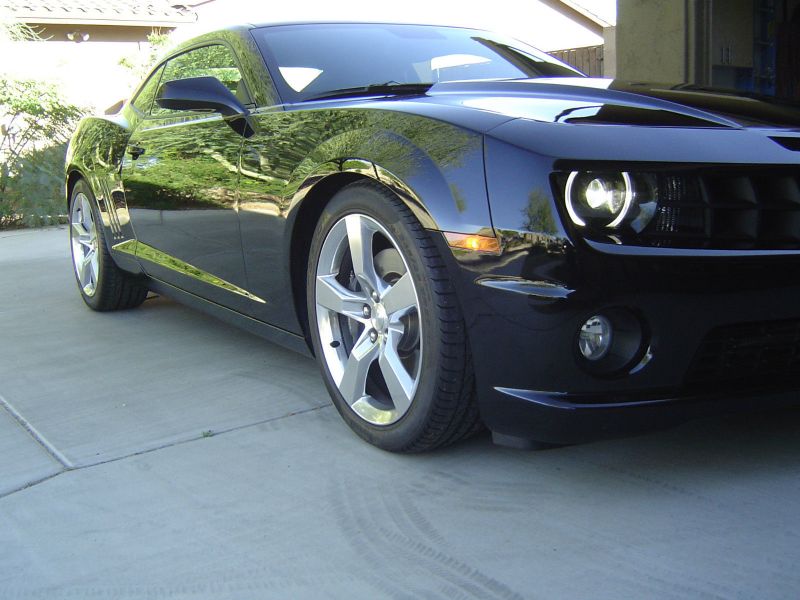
565;171;634;229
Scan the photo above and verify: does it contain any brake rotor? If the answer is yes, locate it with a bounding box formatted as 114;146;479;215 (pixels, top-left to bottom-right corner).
374;248;419;356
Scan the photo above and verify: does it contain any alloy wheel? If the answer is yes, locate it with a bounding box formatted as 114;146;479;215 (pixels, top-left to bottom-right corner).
70;192;100;297
315;213;423;425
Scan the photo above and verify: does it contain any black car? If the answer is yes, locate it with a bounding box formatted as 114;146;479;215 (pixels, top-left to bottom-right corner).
65;22;800;452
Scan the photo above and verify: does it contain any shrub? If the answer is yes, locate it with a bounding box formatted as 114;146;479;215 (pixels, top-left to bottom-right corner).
0;21;84;228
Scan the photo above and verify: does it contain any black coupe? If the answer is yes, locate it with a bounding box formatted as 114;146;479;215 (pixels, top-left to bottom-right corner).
66;22;800;451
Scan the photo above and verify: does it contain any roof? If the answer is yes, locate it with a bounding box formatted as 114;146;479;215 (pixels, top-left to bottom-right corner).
1;0;198;27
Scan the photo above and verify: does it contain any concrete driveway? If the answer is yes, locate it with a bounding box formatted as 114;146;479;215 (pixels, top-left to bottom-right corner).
2;226;800;599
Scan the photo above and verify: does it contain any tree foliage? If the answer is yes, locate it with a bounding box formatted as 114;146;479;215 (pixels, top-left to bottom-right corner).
0;19;38;43
0;19;84;228
118;30;172;81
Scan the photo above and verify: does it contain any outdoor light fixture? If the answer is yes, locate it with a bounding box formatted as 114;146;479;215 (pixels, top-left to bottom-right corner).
66;31;90;42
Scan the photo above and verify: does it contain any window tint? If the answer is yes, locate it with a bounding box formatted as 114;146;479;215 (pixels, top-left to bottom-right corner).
131;65;164;114
253;24;582;102
152;44;249;116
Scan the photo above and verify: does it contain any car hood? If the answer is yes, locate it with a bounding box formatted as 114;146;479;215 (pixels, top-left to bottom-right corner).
420;78;800;131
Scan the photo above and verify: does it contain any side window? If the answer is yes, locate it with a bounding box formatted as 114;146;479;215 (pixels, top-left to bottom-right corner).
131;65;164;114
152;44;250;117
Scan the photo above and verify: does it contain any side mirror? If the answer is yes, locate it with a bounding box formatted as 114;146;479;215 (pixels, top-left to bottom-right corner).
156;76;254;137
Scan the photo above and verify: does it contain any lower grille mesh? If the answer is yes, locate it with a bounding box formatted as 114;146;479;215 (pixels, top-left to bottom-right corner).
686;319;800;387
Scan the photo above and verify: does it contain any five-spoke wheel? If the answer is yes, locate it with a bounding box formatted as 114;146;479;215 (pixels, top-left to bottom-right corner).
70;191;100;297
307;181;480;452
68;179;148;311
315;213;422;425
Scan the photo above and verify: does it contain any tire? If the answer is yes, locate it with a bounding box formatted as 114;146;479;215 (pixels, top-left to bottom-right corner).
69;179;148;311
307;180;481;452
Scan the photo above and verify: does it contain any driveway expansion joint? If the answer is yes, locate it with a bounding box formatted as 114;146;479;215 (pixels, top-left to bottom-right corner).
0;472;64;501
80;403;332;470
0;393;74;469
0;401;331;500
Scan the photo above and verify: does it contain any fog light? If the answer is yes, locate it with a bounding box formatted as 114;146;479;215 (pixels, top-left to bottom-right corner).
578;315;612;361
576;309;647;376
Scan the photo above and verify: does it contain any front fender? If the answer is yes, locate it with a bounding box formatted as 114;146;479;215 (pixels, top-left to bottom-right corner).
232;107;497;335
65;113;141;273
285;153;437;233
244;108;494;235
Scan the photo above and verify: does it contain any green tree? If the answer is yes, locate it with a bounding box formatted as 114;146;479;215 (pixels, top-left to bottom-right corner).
0;18;84;227
118;30;172;81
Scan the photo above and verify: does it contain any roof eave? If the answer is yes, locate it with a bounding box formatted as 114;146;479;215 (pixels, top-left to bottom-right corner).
537;0;610;36
11;16;195;27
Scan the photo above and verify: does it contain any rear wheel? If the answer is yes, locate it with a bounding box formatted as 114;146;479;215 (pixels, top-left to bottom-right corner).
307;180;481;452
69;179;148;311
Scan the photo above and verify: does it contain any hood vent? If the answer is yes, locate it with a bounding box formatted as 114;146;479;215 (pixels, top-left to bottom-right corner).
771;137;800;152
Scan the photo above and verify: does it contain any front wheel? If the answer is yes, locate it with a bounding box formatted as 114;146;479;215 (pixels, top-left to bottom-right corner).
69;179;148;311
307;181;481;452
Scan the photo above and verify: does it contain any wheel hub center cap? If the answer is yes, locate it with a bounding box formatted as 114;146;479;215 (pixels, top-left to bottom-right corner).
371;303;388;332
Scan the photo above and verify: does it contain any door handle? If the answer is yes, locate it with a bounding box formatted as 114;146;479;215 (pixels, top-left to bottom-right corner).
128;145;146;159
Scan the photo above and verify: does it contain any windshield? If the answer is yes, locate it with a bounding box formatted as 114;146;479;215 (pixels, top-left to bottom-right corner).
252;23;582;103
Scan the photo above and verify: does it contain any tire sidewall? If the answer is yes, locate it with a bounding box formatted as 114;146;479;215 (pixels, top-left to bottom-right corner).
307;183;444;451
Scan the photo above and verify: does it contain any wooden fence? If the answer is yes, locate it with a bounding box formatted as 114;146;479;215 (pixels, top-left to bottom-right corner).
548;45;604;77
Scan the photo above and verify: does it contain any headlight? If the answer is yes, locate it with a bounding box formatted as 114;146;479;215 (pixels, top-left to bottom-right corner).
564;171;657;231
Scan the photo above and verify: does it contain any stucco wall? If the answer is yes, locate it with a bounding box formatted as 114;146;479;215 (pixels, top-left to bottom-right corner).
3;25;165;112
616;0;687;83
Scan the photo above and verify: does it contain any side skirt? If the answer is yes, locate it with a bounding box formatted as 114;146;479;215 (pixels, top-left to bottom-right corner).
146;277;313;358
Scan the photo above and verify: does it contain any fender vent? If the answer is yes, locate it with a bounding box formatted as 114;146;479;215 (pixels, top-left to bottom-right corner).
770;137;800;152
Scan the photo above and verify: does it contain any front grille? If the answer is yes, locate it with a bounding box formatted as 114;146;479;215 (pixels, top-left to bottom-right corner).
686;318;800;387
640;167;800;250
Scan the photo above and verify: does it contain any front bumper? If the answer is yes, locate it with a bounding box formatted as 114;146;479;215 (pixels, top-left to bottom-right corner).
434;234;800;445
487;385;800;445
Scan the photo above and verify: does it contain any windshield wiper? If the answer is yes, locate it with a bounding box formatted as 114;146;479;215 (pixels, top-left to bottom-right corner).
304;82;434;102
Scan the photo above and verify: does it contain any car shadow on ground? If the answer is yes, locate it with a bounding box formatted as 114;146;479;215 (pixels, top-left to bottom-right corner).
139;292;800;487
419;391;800;491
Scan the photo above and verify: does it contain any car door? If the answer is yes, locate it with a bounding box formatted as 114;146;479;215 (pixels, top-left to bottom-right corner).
122;44;258;310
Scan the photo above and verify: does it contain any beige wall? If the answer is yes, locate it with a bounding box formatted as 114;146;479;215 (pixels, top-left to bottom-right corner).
179;0;607;52
603;26;616;78
615;0;688;82
2;25;168;112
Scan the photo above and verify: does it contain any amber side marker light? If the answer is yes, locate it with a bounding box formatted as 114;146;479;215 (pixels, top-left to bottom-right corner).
443;232;502;255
